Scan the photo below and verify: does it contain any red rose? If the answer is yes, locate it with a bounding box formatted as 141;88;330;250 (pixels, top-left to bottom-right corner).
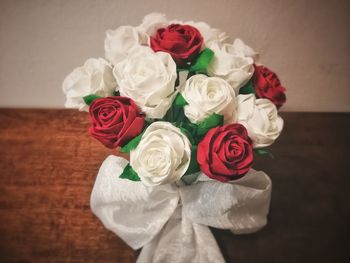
89;96;144;149
252;65;286;109
197;123;253;182
150;24;203;67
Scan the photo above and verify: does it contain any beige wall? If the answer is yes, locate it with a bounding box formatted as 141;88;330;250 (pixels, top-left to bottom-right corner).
0;0;349;112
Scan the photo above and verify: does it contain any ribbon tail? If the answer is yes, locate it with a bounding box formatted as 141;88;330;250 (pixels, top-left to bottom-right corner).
137;207;225;263
182;169;272;234
90;155;179;250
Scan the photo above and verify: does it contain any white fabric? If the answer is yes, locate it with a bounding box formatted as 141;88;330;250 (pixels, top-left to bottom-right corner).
91;155;272;262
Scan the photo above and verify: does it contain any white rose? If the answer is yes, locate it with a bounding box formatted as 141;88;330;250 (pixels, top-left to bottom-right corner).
185;21;229;47
130;122;191;186
104;25;148;65
138;13;168;37
207;40;255;93
113;46;177;119
180;74;237;124
237;94;283;148
62;58;116;111
232;38;259;62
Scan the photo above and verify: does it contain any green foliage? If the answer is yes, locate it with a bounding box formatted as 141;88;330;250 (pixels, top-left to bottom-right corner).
239;81;256;95
83;94;102;105
121;133;143;153
119;164;141;181
253;148;275;159
189;48;215;73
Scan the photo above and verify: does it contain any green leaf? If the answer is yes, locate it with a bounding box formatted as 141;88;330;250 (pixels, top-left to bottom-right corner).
83;94;102;105
162;93;189;123
174;93;188;107
197;113;224;137
189;48;214;73
113;90;120;96
121;133;143;153
180;122;198;135
253;148;275;159
176;110;189;124
162;107;174;122
239;81;256;95
179;126;195;145
119;164;141;181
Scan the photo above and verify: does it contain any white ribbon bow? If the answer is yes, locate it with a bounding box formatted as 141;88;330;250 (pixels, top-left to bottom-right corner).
91;155;272;262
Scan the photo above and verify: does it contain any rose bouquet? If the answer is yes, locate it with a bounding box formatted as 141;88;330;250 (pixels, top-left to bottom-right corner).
63;13;286;262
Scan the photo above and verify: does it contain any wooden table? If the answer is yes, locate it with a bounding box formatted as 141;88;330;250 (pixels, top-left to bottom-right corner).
0;109;349;262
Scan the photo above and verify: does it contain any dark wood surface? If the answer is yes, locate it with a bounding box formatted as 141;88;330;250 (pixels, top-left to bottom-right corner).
0;109;349;263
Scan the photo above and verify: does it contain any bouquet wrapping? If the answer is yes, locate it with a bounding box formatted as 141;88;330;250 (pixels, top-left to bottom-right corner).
63;13;286;262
